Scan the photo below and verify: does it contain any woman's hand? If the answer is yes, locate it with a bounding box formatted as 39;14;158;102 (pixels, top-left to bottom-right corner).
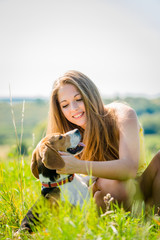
57;152;81;174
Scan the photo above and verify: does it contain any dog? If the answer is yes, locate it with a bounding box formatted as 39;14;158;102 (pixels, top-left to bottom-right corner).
18;129;90;233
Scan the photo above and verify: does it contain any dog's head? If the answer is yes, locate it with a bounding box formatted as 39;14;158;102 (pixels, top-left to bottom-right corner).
31;129;84;179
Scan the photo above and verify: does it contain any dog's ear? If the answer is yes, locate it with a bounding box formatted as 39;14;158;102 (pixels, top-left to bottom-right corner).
31;149;39;179
42;146;65;170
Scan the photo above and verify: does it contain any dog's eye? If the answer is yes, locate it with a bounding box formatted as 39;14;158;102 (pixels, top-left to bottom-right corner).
59;136;63;140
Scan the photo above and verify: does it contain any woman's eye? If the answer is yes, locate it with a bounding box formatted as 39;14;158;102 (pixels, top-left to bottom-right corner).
62;104;68;108
76;98;82;101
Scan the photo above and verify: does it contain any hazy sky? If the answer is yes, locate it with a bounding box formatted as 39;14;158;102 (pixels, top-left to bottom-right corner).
0;0;160;98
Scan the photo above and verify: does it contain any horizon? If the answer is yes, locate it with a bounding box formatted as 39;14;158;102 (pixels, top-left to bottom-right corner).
1;92;160;101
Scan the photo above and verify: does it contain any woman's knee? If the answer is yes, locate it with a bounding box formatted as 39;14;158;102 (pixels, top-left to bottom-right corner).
93;178;128;207
151;150;160;168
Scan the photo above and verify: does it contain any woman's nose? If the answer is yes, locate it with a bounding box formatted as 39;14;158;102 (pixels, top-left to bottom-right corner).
70;101;78;111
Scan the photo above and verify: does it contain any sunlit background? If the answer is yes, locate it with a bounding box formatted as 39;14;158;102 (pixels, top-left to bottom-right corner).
0;0;160;98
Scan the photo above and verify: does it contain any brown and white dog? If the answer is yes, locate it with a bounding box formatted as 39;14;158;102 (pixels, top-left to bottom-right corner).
18;129;90;233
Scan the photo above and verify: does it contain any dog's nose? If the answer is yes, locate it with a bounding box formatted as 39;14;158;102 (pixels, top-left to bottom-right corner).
73;129;81;137
67;128;81;137
72;128;81;137
75;129;80;135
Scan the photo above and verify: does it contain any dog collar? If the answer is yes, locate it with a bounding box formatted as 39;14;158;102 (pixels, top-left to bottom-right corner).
41;174;75;188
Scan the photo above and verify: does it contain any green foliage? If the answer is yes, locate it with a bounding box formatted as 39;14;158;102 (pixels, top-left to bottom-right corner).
7;142;28;157
121;97;160;116
1;154;160;239
144;134;160;156
103;96;160;135
139;113;160;134
0;97;160;146
33;120;47;146
0;97;159;239
0;100;48;146
0;136;160;239
103;96;160;116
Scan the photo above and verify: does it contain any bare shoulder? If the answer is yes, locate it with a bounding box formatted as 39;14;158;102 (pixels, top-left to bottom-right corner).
105;102;138;124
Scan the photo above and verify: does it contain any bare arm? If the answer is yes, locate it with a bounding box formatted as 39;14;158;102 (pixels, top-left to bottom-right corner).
58;103;140;180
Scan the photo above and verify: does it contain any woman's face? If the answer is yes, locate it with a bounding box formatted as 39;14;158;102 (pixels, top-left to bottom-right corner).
58;84;87;129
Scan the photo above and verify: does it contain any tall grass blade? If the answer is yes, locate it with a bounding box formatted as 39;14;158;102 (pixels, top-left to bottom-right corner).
9;84;20;156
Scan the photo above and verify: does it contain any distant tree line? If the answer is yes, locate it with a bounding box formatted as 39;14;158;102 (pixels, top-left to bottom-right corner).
103;96;160;135
0;97;160;147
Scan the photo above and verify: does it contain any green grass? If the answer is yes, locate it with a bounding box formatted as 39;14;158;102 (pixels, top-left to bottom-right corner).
144;134;160;157
0;101;48;145
0;97;160;239
1;151;160;239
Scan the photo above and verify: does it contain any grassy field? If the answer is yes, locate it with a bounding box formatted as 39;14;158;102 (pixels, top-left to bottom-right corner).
0;139;160;239
0;100;48;146
1;97;160;146
144;134;160;157
0;99;160;239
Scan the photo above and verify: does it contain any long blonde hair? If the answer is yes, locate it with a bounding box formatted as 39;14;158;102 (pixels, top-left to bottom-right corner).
47;70;119;161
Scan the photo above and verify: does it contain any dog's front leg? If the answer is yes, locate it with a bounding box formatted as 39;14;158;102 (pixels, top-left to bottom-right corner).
17;195;50;234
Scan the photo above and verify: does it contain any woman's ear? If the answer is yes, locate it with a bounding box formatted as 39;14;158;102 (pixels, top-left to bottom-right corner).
42;146;65;170
31;149;39;179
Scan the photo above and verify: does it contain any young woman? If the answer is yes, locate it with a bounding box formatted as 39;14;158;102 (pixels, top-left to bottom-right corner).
46;70;160;212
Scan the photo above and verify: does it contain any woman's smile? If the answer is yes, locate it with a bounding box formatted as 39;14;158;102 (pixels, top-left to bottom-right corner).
72;112;84;119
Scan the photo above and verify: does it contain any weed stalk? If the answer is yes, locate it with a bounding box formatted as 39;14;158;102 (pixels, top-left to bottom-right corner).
9;86;25;215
